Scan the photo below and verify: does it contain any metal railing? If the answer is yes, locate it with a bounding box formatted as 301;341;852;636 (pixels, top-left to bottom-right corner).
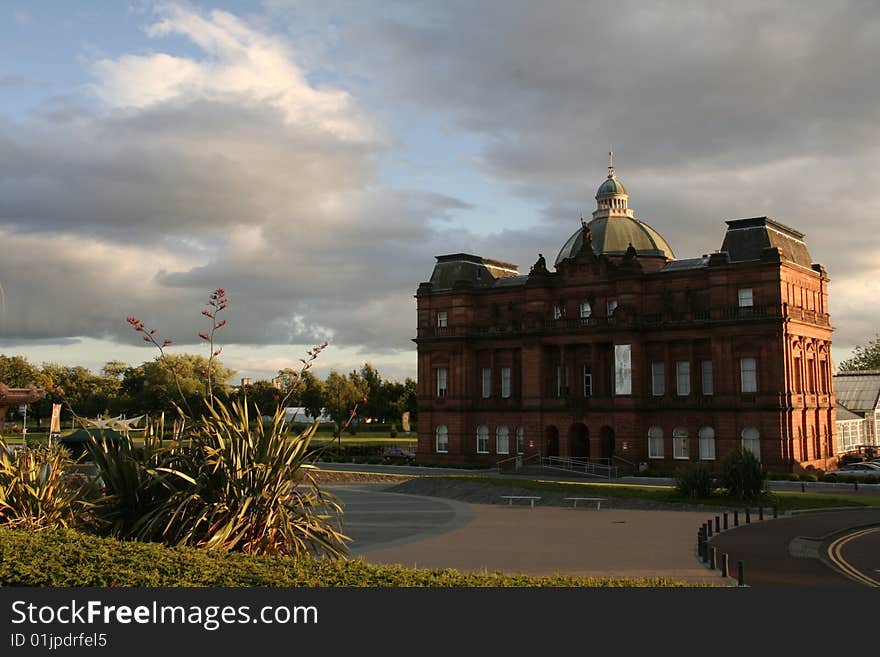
541;455;619;479
496;453;540;474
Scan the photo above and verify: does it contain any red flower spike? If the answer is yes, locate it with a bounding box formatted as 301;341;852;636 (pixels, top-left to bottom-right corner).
213;348;222;356
217;320;226;328
202;310;212;317
143;336;151;342
162;339;172;347
198;332;209;340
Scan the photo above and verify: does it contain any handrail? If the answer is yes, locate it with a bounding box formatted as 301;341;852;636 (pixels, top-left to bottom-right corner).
496;452;540;474
542;455;619;479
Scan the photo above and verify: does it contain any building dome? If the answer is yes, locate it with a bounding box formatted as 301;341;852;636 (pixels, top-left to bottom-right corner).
555;216;674;266
555;155;674;266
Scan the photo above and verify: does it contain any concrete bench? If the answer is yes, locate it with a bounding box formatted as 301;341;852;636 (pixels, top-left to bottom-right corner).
564;497;608;509
500;495;541;508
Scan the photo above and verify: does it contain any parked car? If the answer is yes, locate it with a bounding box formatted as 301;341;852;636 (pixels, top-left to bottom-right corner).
825;462;880;479
382;447;415;463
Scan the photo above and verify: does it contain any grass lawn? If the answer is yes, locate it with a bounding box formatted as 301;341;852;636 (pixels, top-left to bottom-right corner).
433;475;880;511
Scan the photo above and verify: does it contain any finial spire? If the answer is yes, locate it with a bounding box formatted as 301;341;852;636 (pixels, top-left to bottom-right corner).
608;149;615;178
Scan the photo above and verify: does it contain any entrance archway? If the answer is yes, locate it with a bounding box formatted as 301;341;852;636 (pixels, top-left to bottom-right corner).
569;423;589;458
600;426;615;460
545;426;559;457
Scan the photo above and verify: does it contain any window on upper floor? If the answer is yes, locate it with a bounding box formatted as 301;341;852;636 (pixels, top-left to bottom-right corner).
436;367;448;398
436;311;448;328
553;303;564;320
481;367;491;398
651;362;665;396
580;301;592;319
676;361;690;396
738;288;754;308
583;365;592;397
501;367;511;398
556;365;569;397
607;299;619;317
701;360;714;396
740;358;757;393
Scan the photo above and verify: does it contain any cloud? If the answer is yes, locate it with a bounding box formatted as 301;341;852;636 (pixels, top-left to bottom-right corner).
0;3;461;355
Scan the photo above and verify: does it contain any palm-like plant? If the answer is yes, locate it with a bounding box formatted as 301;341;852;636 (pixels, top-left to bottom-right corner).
0;441;91;530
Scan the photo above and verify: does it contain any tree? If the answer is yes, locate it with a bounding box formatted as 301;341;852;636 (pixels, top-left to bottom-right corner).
838;334;880;372
277;369;325;421
358;363;387;421
0;355;44;388
39;363;121;420
322;370;368;440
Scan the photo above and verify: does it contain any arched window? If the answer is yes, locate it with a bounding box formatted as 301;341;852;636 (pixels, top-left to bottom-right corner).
516;427;524;455
741;427;760;460
698;427;715;461
476;425;489;453
648;426;664;459
673;427;689;459
435;425;448;453
496;426;510;455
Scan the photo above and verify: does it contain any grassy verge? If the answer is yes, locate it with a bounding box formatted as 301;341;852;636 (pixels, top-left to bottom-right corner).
0;527;703;587
428;475;880;511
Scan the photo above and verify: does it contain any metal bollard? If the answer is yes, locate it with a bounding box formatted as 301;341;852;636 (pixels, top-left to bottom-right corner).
707;520;713;538
773;505;778;519
855;481;859;491
801;482;805;493
723;512;729;530
759;506;764;521
745;508;751;524
715;516;720;533
710;547;717;570
737;560;745;586
721;553;729;578
734;510;739;526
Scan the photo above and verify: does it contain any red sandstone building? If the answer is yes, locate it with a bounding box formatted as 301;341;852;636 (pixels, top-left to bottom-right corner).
414;162;836;473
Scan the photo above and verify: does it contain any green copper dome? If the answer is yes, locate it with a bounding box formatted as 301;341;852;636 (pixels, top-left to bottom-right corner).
597;176;627;197
555;216;675;266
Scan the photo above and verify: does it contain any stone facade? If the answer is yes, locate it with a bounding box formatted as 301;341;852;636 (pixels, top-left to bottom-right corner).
414;166;836;474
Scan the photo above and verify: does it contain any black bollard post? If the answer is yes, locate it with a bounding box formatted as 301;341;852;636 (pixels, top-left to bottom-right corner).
801;482;805;493
710;547;716;570
715;516;720;533
721;553;729;578
773;505;778;519
707;520;713;538
745;508;751;524
759;506;764;521
734;510;739;526
702;536;709;564
737;561;745;586
723;512;729;530
855;481;859;491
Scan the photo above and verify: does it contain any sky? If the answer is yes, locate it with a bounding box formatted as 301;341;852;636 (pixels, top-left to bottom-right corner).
1;0;878;383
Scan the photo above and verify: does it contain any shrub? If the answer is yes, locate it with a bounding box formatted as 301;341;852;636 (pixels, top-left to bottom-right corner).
389;423;398;438
718;448;767;501
673;465;715;498
0;441;92;530
0;526;700;587
798;474;818;482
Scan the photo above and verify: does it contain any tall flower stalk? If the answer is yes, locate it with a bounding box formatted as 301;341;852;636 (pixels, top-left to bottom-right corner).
199;288;227;409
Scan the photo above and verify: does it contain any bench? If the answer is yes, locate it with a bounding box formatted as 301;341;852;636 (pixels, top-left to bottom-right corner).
564;497;608;509
500;495;541;508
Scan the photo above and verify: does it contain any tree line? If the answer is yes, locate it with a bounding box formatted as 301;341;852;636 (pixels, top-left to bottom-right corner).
0;354;416;431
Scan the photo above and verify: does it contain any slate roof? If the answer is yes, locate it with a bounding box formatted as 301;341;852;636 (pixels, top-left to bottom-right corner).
721;216;813;268
833;371;880;413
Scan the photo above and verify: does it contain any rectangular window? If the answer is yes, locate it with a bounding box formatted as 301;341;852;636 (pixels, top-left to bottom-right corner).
738;288;753;308
673;430;689;459
607;299;619;317
501;367;511;398
481;367;491;398
496;427;509;455
435;426;448;453
516;427;524;455
651;362;665;396
583;366;592;397
476;427;489;454
579;302;592;319
701;360;713;396
437;367;447;398
699;428;716;461
676;361;690;396
556;366;569;397
648;428;664;459
740;358;757;393
436;311;448;328
553;304;563;320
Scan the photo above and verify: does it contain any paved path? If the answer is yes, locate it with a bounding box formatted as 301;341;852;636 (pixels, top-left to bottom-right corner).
332;485;720;583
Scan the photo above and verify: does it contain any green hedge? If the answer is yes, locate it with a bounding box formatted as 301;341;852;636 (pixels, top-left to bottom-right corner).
0;527;698;587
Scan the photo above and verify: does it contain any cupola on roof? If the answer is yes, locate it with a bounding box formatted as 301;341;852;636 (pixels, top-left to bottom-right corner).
555;153;674;266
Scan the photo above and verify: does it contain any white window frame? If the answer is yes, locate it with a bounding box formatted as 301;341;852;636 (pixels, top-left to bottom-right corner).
701;360;714;396
501;367;511;399
556;365;569;397
553;304;563;320
648;426;664;459
740;358;757;393
476;425;489;453
741;427;761;460
481;367;491;399
607;299;619;317
676;361;690;396
437;367;447;398
672;427;689;460
579;302;592;319
496;426;510;455
515;427;524;455
437;311;448;328
698;426;716;461
738;288;754;308
435;425;448;453
583;366;592;397
651;362;665;396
